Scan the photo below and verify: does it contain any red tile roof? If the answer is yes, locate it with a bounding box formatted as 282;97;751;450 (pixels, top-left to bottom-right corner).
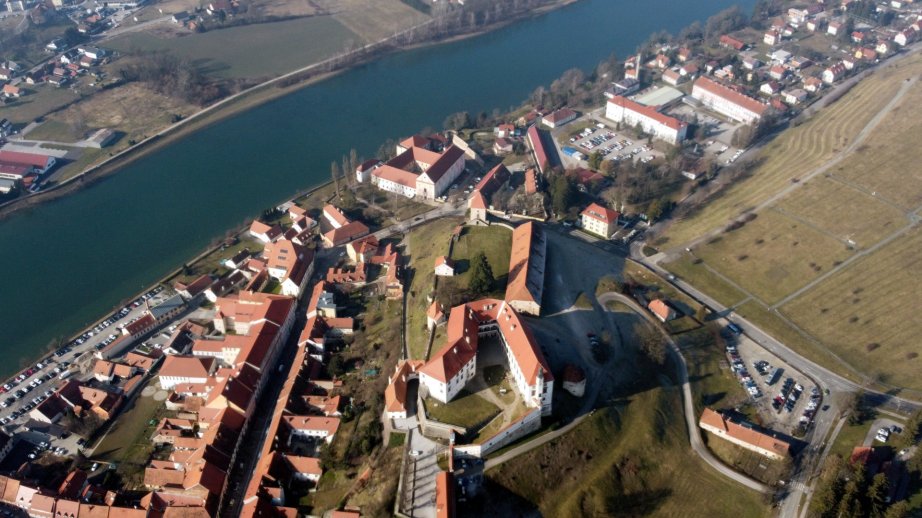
581;202;620;224
693;77;768;117
505;222;544;308
608;95;686;130
699;408;790;457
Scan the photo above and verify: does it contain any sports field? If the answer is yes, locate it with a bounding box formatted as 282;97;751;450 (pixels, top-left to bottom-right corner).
108;16;360;80
662;53;922;390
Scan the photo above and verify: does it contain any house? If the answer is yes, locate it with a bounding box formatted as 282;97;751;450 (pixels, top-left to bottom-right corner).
354;158;380;184
504;222;546;317
249;220;282;243
492;137;514;156
719;34;746;50
434;256;455;277
0;150;55;179
648;299;676;322
741;56;761;70
822;62;847;83
580;202;620;239
782;88;809;105
323;204;350;229
769;65;787;80
679;62;698;77
804;76;823;92
494;123;515;138
856;47;877;61
676;47;692;62
692;77;768;124
561;364;586;397
263;239;314;297
2;83;22;99
699;408;790;460
851;30;866;44
895;27;916;46
763;30;781;45
760;81;781;96
609;77;640;97
322;221;370;248
427;301;446;330
282;416;341;444
541;108;577;128
662;68;683;86
654;53;671;69
283;455;323;483
159;356;217;390
605;95;687;145
876;40;892;54
827;20;843;36
419;299;554;416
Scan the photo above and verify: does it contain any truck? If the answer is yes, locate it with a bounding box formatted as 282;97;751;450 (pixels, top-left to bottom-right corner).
766;367;782;386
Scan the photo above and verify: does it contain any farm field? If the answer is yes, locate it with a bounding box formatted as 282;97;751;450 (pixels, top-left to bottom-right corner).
663;53;922;247
660;54;922;390
485;386;769;518
323;0;431;42
107;16;360;80
689;210;854;305
779;226;922;388
24;83;198;145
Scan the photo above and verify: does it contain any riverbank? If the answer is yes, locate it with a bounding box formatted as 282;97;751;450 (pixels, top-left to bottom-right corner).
0;0;578;220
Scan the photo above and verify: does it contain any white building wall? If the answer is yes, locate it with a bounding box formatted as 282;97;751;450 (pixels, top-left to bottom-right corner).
691;85;762;124
605;102;684;144
375;176;417;198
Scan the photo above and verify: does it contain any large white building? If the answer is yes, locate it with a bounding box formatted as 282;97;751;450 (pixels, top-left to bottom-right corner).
419;299;554;416
360;135;466;200
605;95;688;145
692;76;769;124
580;202;621;238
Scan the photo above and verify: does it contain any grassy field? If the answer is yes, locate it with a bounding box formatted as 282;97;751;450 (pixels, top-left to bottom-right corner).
664;54;922;246
327;0;430;42
689;210;854;305
424;390;499;429
24;83;197;145
486;386;769;517
0;83;88;125
93;390;169;488
779;227;922;387
404;217;464;359
446;225;512;294
705;433;788;485
660;56;922;389
108;16;360;80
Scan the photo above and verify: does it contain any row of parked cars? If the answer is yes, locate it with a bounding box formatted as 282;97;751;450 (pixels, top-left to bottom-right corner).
727;343;763;399
52;285;164;361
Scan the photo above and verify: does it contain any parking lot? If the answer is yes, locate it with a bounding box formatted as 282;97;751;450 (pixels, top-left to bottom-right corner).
0;285;167;432
558;121;663;168
722;325;823;434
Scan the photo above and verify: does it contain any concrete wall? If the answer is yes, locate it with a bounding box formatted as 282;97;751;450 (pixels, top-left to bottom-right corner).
455;407;542;458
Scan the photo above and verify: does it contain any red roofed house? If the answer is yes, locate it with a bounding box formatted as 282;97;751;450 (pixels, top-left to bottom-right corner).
323;204;350;229
159;356;217;390
369;144;466;200
691;77;768;124
384;359;424;420
434;256;455;277
263;239;314;297
541;108;577;128
322;221;370;248
699;408;790;460
0;150;56;180
647;299;677;322
719;34;746;50
1;84;20;98
249;220;282;243
605;95;687;145
282;416;341;444
580;203;620;239
561;364;586;397
283;455;323;482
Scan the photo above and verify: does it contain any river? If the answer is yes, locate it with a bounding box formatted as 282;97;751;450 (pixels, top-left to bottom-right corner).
0;0;754;376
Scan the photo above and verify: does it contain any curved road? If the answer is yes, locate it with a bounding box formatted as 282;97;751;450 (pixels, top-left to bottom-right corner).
596;292;771;493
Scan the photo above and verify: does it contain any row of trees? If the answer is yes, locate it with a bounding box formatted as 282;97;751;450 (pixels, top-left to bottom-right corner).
118;53;223;105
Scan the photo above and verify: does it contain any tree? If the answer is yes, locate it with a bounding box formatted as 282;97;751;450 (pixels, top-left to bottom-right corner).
443;111;472;131
646;198;671;222
331;161;341;197
885;501;910;518
549;174;574;217
635;322;667;365
588;151;603;170
329;355;345;377
468;252;494;295
867;473;888;518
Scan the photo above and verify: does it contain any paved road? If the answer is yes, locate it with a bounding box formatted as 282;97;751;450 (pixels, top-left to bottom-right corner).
597;292;771;493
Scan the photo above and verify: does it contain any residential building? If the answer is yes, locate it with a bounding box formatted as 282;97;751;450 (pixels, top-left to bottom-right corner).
322;204;350;229
561;364;586;397
699;408;790;460
504;222;546;316
580;202;620;239
282;415;341;444
159;356;217;390
248;220;282;243
692;77;768;124
263;239;314;297
322;221;370;248
541;108;577;128
823;62;847;83
648;299;677;322
434;256;455;277
719;34;746;50
605;95;687;145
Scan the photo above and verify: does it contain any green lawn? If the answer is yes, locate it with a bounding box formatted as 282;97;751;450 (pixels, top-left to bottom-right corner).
0;84;87;125
827;419;874;461
108;16;360;80
663;253;749;308
404;217;464;359
424;390;500;429
448;225;512;291
705;433;789;485
486;386;769;517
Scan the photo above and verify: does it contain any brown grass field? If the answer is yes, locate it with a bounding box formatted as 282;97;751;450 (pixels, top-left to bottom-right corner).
662;54;922;390
664;54;922;246
690;210;854;305
779;227;922;387
324;0;430;42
